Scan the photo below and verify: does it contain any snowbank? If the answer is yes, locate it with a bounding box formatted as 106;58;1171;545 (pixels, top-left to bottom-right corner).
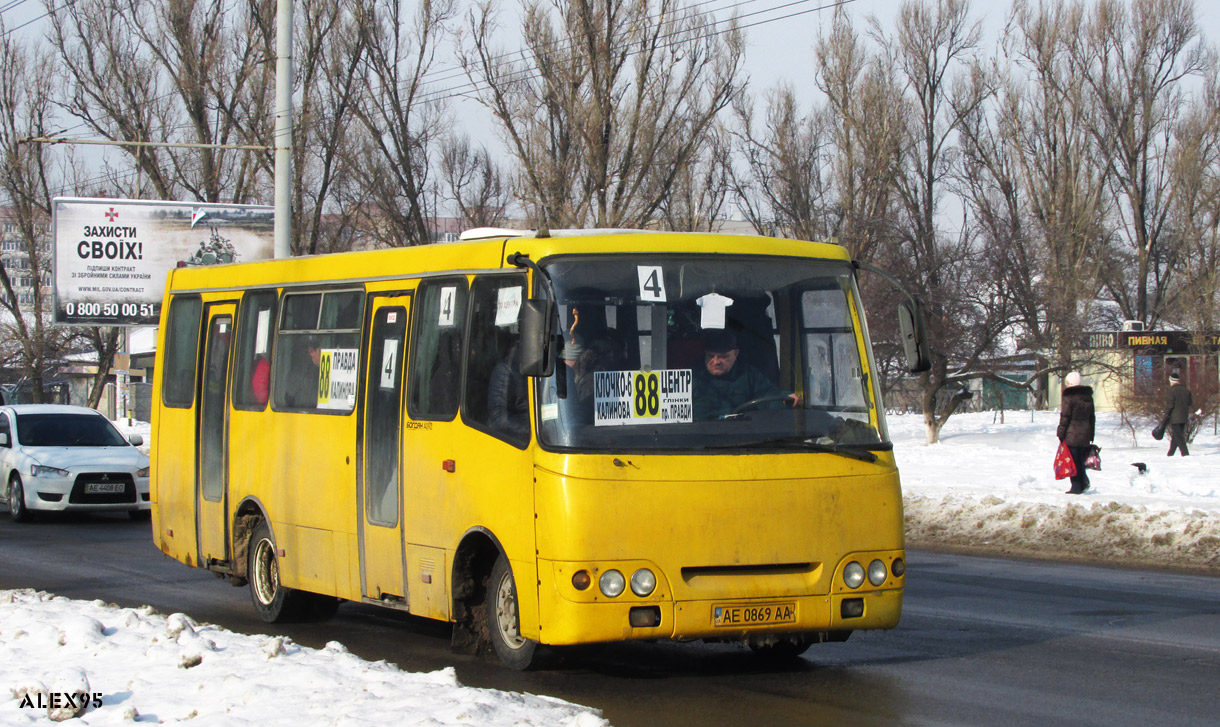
894;411;1220;571
0;590;606;726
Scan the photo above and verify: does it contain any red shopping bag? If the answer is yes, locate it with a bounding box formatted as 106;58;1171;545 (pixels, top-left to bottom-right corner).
1053;441;1076;480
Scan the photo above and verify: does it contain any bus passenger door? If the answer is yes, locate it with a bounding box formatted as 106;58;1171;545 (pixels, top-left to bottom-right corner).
359;296;410;604
197;303;235;568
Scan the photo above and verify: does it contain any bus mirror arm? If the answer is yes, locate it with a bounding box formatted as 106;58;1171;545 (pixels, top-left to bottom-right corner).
853;261;932;374
508;252;558;378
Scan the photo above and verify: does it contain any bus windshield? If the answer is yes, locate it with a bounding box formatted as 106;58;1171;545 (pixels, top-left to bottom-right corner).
536;255;888;452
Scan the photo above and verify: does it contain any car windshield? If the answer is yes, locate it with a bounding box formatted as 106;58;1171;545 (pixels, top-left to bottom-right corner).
535;255;889;452
16;413;129;447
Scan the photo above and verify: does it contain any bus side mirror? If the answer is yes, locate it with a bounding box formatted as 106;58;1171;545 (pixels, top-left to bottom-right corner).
519;299;556;377
899;299;932;373
0;432;8;447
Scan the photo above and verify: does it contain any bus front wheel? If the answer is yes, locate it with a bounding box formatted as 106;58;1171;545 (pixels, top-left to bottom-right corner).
248;520;305;622
487;554;538;670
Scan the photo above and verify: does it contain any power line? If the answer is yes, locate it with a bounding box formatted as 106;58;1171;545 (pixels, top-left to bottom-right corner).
1;0;76;39
0;1;34;18
411;0;855;107
405;0;774;94
33;0;857;152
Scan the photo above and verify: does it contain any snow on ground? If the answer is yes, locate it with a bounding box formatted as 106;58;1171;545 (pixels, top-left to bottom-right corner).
893;410;1220;571
3;411;1217;723
0;590;606;726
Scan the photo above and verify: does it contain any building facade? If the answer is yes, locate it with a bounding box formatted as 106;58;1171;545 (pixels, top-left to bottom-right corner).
1051;328;1220;413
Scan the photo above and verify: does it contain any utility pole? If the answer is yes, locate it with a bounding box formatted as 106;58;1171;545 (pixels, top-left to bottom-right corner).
273;0;294;260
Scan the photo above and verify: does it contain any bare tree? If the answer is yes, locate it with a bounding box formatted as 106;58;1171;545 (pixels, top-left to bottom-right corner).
289;0;370;254
732;86;835;242
461;0;744;229
0;26;92;403
46;0;274;202
815;9;905;263
660;121;732;232
1074;0;1212;327
349;0;456;248
440;135;510;230
961;0;1110;382
1165;74;1220;331
879;0;1013;443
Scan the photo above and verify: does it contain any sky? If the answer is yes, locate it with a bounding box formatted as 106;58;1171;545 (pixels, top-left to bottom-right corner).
3;408;1216;724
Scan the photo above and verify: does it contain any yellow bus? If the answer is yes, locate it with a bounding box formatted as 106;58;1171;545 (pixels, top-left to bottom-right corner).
150;229;929;668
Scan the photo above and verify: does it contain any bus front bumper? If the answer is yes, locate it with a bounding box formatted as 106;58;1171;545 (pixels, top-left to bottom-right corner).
534;563;903;646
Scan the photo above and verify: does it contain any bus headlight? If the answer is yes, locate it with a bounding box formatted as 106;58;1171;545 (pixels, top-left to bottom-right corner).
868;559;888;586
843;561;865;589
599;570;626;597
630;569;656;597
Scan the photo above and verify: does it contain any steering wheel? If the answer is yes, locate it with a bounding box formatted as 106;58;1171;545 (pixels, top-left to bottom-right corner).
728;394;796;416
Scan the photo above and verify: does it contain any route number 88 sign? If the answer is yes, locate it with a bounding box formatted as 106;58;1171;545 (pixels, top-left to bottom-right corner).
593;369;693;426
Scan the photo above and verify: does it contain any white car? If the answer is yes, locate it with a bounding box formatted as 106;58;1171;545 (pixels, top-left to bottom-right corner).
0;404;150;522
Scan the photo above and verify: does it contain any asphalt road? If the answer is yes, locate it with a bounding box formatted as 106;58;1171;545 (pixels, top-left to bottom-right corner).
2;511;1219;726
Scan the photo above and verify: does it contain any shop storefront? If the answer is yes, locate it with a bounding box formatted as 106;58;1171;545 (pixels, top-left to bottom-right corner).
1065;329;1220;412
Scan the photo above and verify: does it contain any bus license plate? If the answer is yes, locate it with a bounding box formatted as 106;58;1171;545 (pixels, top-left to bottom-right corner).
85;482;125;494
713;602;797;627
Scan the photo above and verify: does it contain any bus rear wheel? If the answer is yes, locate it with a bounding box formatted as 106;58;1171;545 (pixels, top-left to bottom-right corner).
248;520;305;622
487;554;538;670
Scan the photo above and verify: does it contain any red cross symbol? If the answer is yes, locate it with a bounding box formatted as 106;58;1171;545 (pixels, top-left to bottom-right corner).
105;207;118;222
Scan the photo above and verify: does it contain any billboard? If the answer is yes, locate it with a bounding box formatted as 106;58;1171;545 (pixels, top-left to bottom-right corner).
52;197;274;326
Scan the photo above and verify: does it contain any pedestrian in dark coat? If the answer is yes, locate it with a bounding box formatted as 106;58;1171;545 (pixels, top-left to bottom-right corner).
1163;370;1193;457
1056;371;1096;494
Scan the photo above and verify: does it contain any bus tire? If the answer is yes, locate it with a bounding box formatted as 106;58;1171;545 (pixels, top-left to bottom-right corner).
248;520;305;622
487;553;538;670
7;475;30;523
305;594;341;621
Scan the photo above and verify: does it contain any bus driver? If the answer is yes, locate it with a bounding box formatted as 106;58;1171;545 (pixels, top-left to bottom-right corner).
693;329;800;420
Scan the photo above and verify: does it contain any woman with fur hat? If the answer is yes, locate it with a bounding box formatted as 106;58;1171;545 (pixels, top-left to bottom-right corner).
1057;371;1096;494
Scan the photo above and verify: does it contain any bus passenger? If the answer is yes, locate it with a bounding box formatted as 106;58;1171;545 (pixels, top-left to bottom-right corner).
489;346;529;439
286;336;323;409
693;329;799;420
251;355;270;405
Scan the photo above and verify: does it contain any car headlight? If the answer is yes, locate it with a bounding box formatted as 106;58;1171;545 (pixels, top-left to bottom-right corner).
31;464;70;478
843;561;865;589
137;466;150;478
599;569;626;598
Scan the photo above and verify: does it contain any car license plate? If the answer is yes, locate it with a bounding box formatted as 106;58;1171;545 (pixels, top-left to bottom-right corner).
713;602;797;627
85;482;125;494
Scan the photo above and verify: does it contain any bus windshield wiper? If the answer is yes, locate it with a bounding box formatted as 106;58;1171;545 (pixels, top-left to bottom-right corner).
706;437;878;462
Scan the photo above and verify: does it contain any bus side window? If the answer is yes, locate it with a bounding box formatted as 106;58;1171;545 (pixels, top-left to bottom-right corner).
408;279;468;420
232;290;277;410
273;289;364;413
463;275;528;445
162;295;203;408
